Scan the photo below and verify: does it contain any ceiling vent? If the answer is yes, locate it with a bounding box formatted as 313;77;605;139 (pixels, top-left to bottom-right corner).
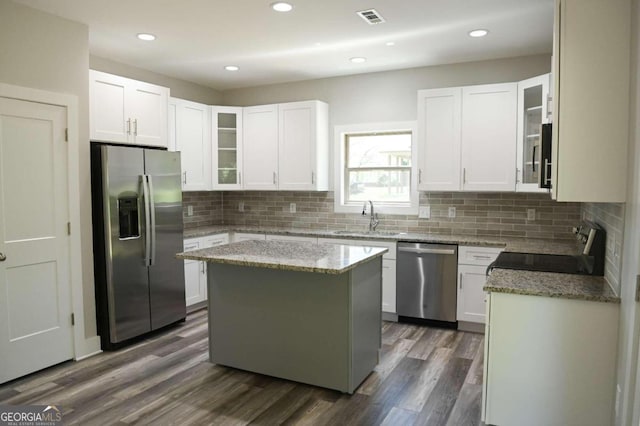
357;9;386;25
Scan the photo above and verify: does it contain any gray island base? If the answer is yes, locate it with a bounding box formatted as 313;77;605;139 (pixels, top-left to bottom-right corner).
177;240;387;394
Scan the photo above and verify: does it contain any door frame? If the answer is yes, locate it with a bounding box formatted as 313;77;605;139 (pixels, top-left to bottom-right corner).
0;82;101;361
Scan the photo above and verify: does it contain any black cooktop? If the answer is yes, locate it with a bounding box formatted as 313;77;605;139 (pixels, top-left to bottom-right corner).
488;252;592;275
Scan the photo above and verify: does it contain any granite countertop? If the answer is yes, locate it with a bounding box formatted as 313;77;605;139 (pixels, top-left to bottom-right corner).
177;240;388;274
183;225;579;255
484;269;620;303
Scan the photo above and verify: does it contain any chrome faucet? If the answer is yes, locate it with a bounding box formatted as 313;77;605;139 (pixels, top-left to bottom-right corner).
362;200;380;231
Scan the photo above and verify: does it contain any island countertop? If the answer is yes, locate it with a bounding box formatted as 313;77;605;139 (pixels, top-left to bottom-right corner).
484;269;620;303
176;240;388;274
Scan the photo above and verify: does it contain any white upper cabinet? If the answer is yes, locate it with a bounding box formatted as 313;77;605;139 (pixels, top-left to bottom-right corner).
243;104;279;190
417;83;517;192
516;74;550;193
551;0;630;202
243;101;329;191
212;106;243;190
168;98;211;191
278;101;329;191
417;88;462;191
461;83;517;192
90;70;169;147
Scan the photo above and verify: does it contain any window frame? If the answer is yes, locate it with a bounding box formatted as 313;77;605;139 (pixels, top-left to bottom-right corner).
334;121;419;215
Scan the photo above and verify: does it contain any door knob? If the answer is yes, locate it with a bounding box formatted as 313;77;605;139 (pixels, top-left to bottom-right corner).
0;253;6;261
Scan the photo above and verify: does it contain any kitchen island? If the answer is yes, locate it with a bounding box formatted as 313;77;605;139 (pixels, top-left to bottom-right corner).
177;240;387;394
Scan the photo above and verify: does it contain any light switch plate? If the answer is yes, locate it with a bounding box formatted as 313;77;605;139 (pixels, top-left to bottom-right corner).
448;207;456;218
290;203;296;213
239;201;244;212
419;206;431;219
187;205;193;217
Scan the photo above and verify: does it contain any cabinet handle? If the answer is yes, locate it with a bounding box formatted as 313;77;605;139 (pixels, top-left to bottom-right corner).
419;169;422;184
133;119;138;136
459;273;463;290
463;168;467;184
473;255;492;260
311;171;315;184
201;262;205;274
273;172;277;185
126;118;131;135
546;94;553;119
516;168;520;184
544;159;552;184
183;171;187;184
238;171;241;185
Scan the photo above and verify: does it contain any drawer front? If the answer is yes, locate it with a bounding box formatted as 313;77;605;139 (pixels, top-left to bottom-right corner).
203;233;229;248
184;239;201;252
318;237;396;260
459;246;503;266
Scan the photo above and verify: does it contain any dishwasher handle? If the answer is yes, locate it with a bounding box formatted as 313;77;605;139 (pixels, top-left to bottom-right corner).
398;247;456;255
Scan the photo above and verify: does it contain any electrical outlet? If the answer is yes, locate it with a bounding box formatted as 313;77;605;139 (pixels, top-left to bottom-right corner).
289;203;296;213
187;205;193;217
527;208;536;221
238;201;244;212
448;207;456;218
419;206;431;219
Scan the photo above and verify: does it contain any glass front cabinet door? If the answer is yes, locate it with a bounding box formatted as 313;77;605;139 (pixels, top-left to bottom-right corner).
516;74;550;193
212;106;244;190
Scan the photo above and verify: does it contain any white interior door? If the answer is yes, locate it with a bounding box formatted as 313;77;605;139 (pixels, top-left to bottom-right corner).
0;97;73;384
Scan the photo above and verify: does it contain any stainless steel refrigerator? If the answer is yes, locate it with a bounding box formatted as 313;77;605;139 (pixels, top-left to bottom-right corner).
91;143;185;350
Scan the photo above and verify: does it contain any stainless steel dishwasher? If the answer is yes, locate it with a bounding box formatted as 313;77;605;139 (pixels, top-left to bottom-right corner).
396;242;458;323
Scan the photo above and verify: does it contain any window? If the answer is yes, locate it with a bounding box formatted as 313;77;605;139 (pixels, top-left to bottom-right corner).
334;122;418;214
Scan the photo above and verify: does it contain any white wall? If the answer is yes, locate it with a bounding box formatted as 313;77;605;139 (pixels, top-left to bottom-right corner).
0;0;96;338
90;55;223;105
618;0;640;424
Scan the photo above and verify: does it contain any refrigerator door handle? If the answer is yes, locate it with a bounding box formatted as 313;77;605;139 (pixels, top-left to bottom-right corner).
141;174;152;266
147;174;157;266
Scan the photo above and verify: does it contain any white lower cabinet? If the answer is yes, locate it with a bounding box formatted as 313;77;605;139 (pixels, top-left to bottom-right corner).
319;237;397;314
183;233;229;308
457;246;502;328
483;292;619;426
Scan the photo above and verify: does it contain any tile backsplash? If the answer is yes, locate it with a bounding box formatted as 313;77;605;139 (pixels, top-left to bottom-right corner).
581;202;625;293
221;191;581;241
182;191;223;229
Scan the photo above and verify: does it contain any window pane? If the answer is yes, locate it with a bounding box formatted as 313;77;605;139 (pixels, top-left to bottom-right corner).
347;169;411;202
347;132;411;168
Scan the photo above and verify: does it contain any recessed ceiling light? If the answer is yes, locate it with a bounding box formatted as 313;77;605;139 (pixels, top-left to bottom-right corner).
271;2;293;12
137;33;156;41
468;29;489;38
385;41;395;46
224;65;239;71
350;57;366;64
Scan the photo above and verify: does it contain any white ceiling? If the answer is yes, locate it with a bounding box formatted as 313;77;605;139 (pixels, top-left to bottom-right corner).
14;0;554;90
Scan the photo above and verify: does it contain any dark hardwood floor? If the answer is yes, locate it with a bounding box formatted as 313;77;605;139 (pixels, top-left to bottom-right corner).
0;310;484;425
